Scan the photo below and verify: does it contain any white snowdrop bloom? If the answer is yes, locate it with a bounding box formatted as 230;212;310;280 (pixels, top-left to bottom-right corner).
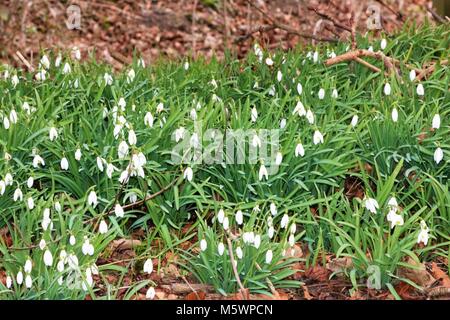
85;268;93;287
289;233;295;247
73;78;80;88
380;38;387;50
387;209;404;229
69;235;76;246
434;147;443;164
268;226;274;239
306;109;314;124
236;246;243;260
99;220;108;234
384;83;391;96
4;69;9;79
104;73;113;85
329;51;336;59
62;63;71;74
54;201;62;213
242;232;254;244
275;151;283;165
126;69;135;83
25;274;32;289
364;197;379;214
60;157;69;170
3;116;10;129
5;173;13;186
174;127;185;142
128;129;137;146
265;57;274;66
96;157;104;172
143;258;153;274
57;276;64;286
4;152;11;161
217;209;225;224
295;143;305;157
432;114;441;129
36;69;47;81
368;46;374;52
235;210;243;225
268;85;276;96
417;221;429;245
82;237;94;256
270;202;277;216
6;275;12;289
253;234;261;249
200;239;207;251
409;69;416;81
218;242;225;256
144;112;154;127
318;88;325;100
388;197;398;211
252;134;261;148
138;58;146;68
190;108;197;120
106;163;117;179
210;78;218;89
184;61;189;70
146;287;156;300
223;217;230;230
9;109;18;124
27;176;34;188
118;170;130;184
251;107;258;122
190;133;200;148
39;239;46;250
55;55;62;67
90;264;99;275
74;148;82;161
32;154;45;168
87;190;98;207
280;118;287;129
259;164;268;181
17;271;24;285
43;249;53;267
72;47;81;60
59;250;67;263
24;259;33;273
265;250;273;264
331;89;338;98
297;83;303;95
313;130;324;145
391;107;398;122
293;101;306;116
351;114;359;127
281;214;289;229
114;203;125;218
57;260;65;273
313;51;319;63
11;74;19;87
184;167;193;182
118;140;129;159
0;180;5;196
27;197;34;210
13;187;23;202
49;127;58;141
67;254;79;269
416;83;424;96
156;102;164;113
40;55;50;69
277;70;283;82
290;223;296;234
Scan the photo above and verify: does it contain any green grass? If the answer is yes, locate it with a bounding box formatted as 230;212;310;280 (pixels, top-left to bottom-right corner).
0;23;449;299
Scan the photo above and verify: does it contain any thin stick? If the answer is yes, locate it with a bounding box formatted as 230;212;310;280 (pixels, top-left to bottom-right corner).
15;51;35;72
225;233;248;299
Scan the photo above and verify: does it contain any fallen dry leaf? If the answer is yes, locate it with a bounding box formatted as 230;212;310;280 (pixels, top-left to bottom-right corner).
398;257;435;288
430;262;450;288
186;291;206;300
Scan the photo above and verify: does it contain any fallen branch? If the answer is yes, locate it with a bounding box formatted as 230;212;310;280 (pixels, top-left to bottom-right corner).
14;51;35;72
226;232;249;300
416;59;448;81
375;0;405;22
426;5;446;24
307;5;352;33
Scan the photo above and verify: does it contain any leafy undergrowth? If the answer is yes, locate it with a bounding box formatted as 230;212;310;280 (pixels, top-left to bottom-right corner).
0;24;449;300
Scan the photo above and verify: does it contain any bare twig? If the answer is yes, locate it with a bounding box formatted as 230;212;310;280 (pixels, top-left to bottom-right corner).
416;59;448;81
307;5;352;32
375;0;405;22
15;51;35;72
225;232;249;300
426;5;446;24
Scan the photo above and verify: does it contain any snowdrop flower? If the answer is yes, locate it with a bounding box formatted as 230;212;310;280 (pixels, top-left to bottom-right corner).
24;259;33;273
114;203;125;218
218;243;225;256
388;197;398;210
280;118;287;129
252;134;261;148
87;190;98;207
313;51;319;63
236;247;243;259
144;112;154;127
306;109;314;124
217;209;225;224
259;164;268;181
43;249;53;267
27;197;34;210
128;129;137;146
175;127;185;142
5;173;13;186
387;210;404;229
384;83;391;96
223;217;229;230
11;74;19;87
118;170;130;184
3;116;10;129
270;202;277;216
331;89;338;99
265;250;273;264
277;70;283;82
251;107;258;122
106;163;117;179
364;197;379;214
4;152;11;161
295;143;305;157
67;253;79;269
156;102;164;113
62;63;71;74
190;108;197;120
318;88;325;100
40;55;50;69
184;167;193;182
351;114;359;127
13;187;23;202
60;157;69;170
6;275;12;289
146;287;156;300
126;69;135;83
200;239;207;251
82;237;94;256
25;274;32;288
409;69;416;81
434;147;443;164
253;234;261;249
143;258;153;274
293;101;306;116
96;157;104;172
104;73;113;85
391;107;398;122
49;127;58;141
99;220;108;234
313;130;324;145
243;232;255;244
380;38;387;50
33;154;45;168
190;133;200;148
9;109;18;124
289;234;295;247
57;260;65;273
281;214;289;229
368;46;374;52
17;271;24;285
54;201;62;212
417;220;429;245
268;226;274;239
432;114;440;129
184;61;189;70
416;83;424;96
268;85;276;96
35;69;47;81
73;78;80;88
54;55;62;67
75;148;82;161
39;239;46;250
297;83;303;95
72;47;81;60
0;180;5;196
265;57;273;66
235;210;243;225
275;151;283;165
69;235;76;246
118;140;129;159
